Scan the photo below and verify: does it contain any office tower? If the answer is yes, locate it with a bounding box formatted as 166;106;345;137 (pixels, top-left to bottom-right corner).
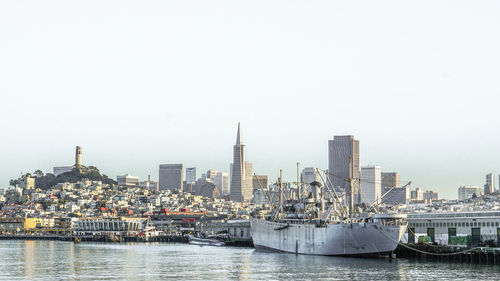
117;174;140;186
230;123;253;202
245;162;253;190
458;185;481;200
484;173;494;195
381;172;400;190
360;165;382;205
186;168;196;184
214;171;229;195
159;164;184;191
75;146;82;168
252;175;268;190
301;167;321;185
328;135;360;202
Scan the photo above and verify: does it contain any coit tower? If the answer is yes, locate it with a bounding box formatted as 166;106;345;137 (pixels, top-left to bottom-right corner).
75;146;82;168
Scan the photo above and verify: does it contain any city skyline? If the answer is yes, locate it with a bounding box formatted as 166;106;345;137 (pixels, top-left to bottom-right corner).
3;128;500;200
2;2;500;200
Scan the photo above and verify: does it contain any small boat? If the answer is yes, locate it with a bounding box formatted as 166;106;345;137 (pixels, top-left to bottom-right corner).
188;234;225;247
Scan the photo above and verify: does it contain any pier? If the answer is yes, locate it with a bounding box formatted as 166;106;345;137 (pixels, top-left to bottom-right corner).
395;244;500;265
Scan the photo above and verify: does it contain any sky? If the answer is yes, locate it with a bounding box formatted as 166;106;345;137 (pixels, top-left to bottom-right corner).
1;1;500;199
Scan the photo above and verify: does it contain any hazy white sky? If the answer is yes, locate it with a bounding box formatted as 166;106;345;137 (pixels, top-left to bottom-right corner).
1;1;500;199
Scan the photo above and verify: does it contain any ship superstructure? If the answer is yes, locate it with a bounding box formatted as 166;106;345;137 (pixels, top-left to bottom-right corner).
250;167;407;256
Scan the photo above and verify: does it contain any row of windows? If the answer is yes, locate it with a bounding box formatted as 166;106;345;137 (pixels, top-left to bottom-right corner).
410;221;500;228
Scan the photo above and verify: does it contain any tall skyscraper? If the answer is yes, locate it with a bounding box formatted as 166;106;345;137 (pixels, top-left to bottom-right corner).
485;173;494;195
75;146;82;168
230;123;253;202
328;135;360;202
186;167;196;184
360;165;382;205
159;164;184;191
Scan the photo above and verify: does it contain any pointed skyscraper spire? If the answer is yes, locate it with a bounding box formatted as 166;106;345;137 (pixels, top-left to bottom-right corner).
236;122;242;145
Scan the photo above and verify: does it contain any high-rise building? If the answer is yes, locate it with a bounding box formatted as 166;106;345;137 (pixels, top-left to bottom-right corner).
458;185;481;201
360;165;382;205
75;146;82;168
214;171;229;195
245;162;253;190
117;174;140;186
381;172;400;190
328;135;360;203
186;168;196;184
301;167;321;185
159;164;184;191
484;173;494;195
230;123;253;202
252;175;268;190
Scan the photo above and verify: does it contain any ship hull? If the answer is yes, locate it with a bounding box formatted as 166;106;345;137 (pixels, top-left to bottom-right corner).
250;217;406;256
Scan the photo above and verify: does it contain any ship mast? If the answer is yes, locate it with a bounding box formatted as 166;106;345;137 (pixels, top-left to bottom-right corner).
297;162;301;200
279;169;283;214
348;157;354;218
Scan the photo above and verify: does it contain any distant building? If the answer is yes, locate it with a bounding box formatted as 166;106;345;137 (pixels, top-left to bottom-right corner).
186;168;196;184
214;172;229;195
458;185;481;201
19;177;35;190
301;167;321;185
230;123;253;202
410;188;424;200
381;172;400;190
117;174;140;187
360;165;382;205
206;170;218;180
159;164;184;191
245;162;253;191
485;173;494;195
382;187;409;205
423;190;438;201
140;175;158;192
252;175;268;190
75;146;82;168
328;135;360;203
192;178;220;199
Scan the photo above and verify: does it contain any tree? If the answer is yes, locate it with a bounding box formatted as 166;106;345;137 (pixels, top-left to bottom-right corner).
9;179;19;187
34;170;44;177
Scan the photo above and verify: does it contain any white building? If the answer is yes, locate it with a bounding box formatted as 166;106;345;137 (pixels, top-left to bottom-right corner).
360;165;381;205
458;185;482;201
117;174;140;187
213;171;229;195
